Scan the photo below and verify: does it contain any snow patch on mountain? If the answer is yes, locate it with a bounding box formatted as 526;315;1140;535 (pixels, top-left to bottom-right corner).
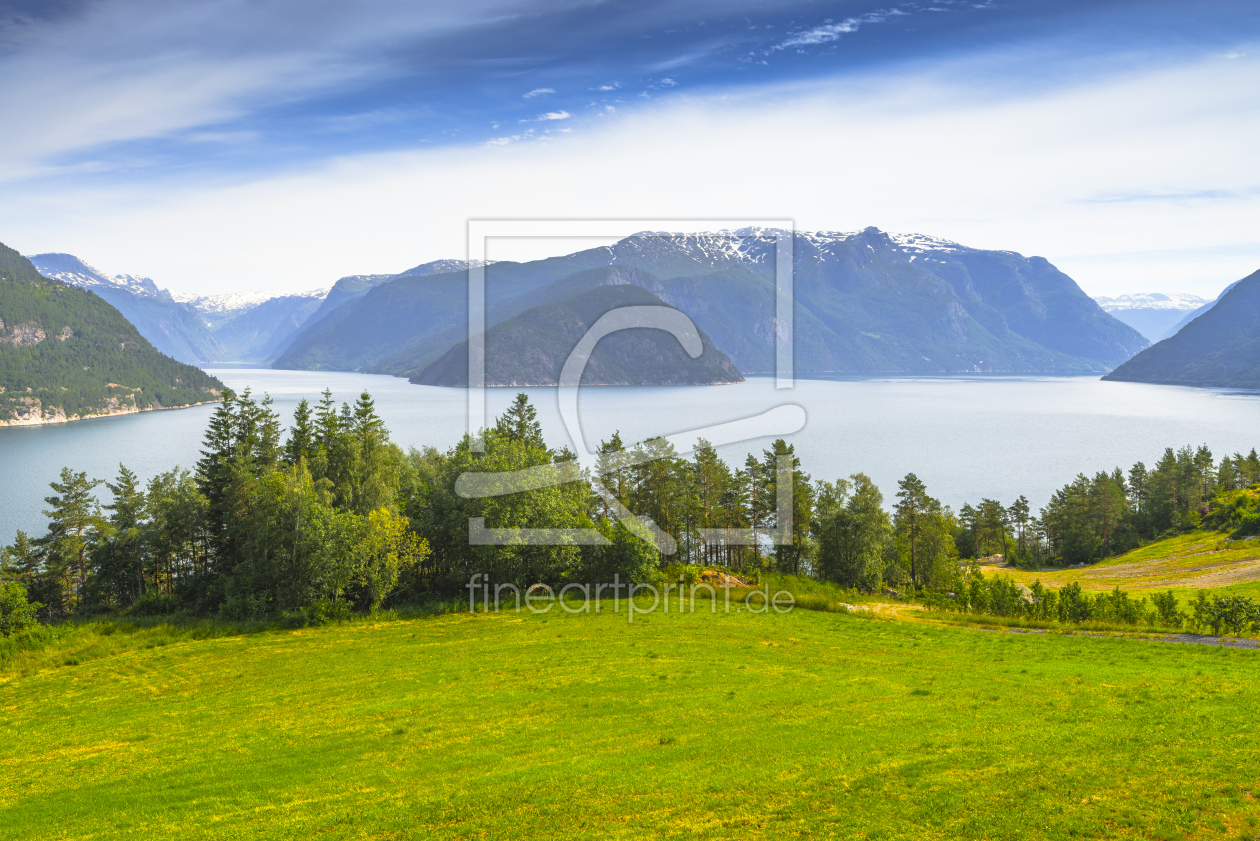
174;288;329;321
27;253;169;300
1094;293;1207;312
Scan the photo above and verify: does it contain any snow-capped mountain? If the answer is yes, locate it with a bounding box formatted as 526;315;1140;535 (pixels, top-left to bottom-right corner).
26;252;225;364
1094;293;1206;312
26;253;170;300
1093;293;1208;342
275;226;1149;376
396;258;494;278
174;288;329;330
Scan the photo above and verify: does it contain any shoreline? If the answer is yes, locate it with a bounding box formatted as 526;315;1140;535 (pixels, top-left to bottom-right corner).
0;398;222;428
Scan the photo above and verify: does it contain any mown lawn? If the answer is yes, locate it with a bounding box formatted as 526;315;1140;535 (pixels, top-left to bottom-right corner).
3;604;1260;840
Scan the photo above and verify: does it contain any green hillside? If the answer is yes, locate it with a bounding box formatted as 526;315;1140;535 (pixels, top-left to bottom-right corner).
0;242;223;424
3;606;1259;839
412;282;743;386
1104;268;1260;388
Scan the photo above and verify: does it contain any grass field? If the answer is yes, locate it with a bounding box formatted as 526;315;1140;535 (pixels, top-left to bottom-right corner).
4;600;1260;840
995;532;1260;603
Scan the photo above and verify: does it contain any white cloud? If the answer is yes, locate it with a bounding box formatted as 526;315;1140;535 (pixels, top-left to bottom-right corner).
659;77;677;87
775;10;907;51
593;83;619;91
523;87;554;97
3;48;1259;299
526;110;570;121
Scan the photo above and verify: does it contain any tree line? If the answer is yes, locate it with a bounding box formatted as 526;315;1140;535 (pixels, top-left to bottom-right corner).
2;389;1258;627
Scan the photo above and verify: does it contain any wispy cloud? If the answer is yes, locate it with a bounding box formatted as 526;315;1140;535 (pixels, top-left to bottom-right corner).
521;110;571;121
775;9;907;51
523;87;554;97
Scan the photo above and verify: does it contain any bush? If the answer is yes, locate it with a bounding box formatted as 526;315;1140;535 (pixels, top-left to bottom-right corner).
1151;590;1184;628
1191;592;1260;635
130;592;179;616
0;581;41;636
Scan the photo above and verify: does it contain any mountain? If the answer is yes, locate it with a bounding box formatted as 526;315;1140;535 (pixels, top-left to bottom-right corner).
276;228;1147;377
1;243;222;425
28;253;225;365
174;290;289;330
1102;269;1260;389
209;290;327;362
1094;293;1207;342
1158;280;1245;341
413;281;742;387
274;259;528;370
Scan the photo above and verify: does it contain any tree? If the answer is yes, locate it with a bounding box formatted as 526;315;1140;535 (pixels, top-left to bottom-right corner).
39;468;105;612
284;398;314;464
764;440;814;576
813;474;890;590
1;531;40;589
495;392;546;450
1007;496;1031;562
894;473;930;589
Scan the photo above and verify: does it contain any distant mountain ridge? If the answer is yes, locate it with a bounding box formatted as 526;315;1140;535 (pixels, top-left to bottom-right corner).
274;227;1148;378
1;243;222;425
1103;269;1260;389
28;254;494;366
413;279;743;387
1094;292;1207;342
27;253;226;365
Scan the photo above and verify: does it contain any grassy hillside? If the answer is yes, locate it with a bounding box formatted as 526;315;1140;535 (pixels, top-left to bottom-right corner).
3;605;1260;839
999;530;1260;603
0;242;223;423
1104;268;1260;388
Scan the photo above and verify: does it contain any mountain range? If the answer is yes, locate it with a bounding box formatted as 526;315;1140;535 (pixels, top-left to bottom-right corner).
1103;269;1260;389
1093;293;1207;342
272;227;1148;380
1;243;222;425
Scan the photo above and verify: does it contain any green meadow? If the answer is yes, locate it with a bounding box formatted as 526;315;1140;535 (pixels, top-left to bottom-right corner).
4;603;1260;840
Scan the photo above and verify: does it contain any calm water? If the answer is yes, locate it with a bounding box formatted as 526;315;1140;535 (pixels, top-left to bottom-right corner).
2;370;1258;545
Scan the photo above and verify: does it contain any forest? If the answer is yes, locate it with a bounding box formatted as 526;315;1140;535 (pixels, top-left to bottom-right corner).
0;243;223;422
2;388;1259;628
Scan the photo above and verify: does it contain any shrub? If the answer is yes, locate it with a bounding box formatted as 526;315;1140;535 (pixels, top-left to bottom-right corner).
1151;590;1184;628
0;581;40;636
130;592;179;616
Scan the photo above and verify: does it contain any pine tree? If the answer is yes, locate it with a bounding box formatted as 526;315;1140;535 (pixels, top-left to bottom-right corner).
39;468;104;611
895;473;930;588
495;393;546;450
285;398;314;464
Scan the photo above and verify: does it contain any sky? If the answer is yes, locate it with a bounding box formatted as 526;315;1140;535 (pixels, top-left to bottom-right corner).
0;0;1257;298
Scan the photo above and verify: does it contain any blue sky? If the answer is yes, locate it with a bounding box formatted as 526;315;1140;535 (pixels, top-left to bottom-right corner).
0;0;1257;296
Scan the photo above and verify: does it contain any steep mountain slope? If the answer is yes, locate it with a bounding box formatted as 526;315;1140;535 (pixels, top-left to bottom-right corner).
273;253;613;371
28;253;225;365
1103;269;1260;389
1159;279;1245;341
1;243;222;425
279;228;1146;377
1095;293;1207;342
412;284;742;387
